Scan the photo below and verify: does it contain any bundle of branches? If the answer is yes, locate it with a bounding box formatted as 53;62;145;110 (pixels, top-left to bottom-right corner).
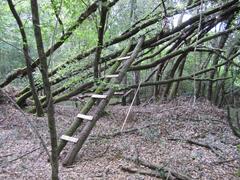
2;0;240;110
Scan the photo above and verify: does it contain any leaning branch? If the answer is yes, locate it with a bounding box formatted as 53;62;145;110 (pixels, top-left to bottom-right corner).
0;0;102;87
7;0;44;116
126;62;229;89
50;0;64;35
1;89;50;159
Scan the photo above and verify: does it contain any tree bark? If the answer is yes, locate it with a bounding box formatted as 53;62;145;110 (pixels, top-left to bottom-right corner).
1;0;105;87
2;0;221;88
215;37;240;106
165;54;187;98
168;58;186;98
7;0;44;116
94;0;108;78
207;16;233;101
130;0;141;105
30;0;59;179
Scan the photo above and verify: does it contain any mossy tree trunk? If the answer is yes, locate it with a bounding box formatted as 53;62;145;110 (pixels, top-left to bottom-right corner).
7;0;44;117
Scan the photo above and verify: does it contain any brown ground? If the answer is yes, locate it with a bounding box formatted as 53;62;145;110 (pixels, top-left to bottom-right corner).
0;96;239;179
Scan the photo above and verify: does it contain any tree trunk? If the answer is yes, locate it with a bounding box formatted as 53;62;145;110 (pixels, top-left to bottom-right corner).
168;58;186;98
215;37;240;106
94;0;108;78
207;17;233;101
129;0;140;105
30;0;59;179
164;53;187;98
1;0;103;88
154;64;164;98
7;0;44;116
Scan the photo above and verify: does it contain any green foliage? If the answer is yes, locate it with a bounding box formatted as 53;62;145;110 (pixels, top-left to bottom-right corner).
95;78;124;90
237;144;240;151
236;145;240;177
1;0;240;106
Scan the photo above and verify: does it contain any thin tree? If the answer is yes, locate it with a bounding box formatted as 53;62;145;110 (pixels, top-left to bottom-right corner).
30;0;59;179
94;0;108;78
130;0;141;105
7;0;44;116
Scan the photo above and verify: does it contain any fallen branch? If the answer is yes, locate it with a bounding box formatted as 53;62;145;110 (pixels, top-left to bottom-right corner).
123;156;191;180
120;166;174;179
0;0;103;88
0;153;14;159
168;138;216;149
168;138;223;157
1;89;50;159
90;121;162;139
211;158;239;165
9;147;40;162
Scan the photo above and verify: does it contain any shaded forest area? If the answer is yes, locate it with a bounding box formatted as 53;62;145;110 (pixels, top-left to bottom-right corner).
1;0;240;179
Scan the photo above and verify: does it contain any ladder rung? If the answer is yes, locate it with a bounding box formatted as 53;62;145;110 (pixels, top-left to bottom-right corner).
105;74;119;78
60;135;78;143
83;93;93;97
77;113;93;120
116;56;131;61
91;94;107;99
114;92;124;95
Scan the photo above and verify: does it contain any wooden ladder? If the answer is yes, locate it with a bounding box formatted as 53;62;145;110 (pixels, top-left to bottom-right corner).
58;37;144;166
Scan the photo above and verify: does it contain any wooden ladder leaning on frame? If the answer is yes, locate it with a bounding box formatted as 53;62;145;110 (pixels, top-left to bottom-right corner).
57;36;145;166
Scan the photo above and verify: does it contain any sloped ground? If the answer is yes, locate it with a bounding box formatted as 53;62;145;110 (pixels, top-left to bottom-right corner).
0;96;240;179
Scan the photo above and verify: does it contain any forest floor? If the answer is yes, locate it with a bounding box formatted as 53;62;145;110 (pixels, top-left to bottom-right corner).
0;95;240;179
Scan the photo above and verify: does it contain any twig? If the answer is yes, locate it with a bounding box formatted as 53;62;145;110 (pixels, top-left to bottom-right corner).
121;166;173;179
161;0;167;17
1;89;50;159
123;156;191;180
193;0;204;105
80;0;88;7
91;121;162;140
168;138;223;157
0;153;14;158
82;145;110;162
9;147;40;162
121;81;141;131
48;0;64;67
50;0;64;35
168;138;211;149
0;37;23;53
141;96;154;107
211;158;239;165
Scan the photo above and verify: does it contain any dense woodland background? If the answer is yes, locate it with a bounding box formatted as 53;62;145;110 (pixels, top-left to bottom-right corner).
1;0;240;179
1;0;240;107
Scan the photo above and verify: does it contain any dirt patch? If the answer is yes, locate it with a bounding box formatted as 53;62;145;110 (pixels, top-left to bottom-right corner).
0;97;240;179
